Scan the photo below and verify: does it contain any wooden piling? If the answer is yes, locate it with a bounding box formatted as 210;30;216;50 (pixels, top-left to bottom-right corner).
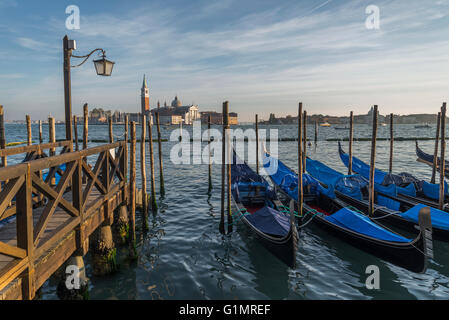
140;114;148;231
348;111;354;175
389;113;394;173
108;115;114;143
439;103;446;210
148;115;157;211
129;121;137;258
0;105;6;168
255;114;259;174
208;114;212;193
49;116;56;157
314;120;318;145
220;102;227;234
297;103;303;217
83;103;88;150
26;115;32;146
73;116;79;151
431;112;441;184
368;105;379;217
155;112;165;197
303;110;307;173
225;102;232;233
38;120;43;144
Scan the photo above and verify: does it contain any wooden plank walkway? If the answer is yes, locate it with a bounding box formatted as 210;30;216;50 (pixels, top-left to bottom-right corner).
0;140;129;300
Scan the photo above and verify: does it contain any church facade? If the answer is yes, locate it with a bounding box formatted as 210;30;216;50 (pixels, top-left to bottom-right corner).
150;96;200;125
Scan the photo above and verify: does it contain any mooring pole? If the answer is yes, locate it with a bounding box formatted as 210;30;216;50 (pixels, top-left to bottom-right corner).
348;111;354;175
0;105;6;168
140;114;148;231
148;115;157;211
439;103;446;210
314;119;318;145
303;110;307;173
49;116;56;185
369;105;379;217
38;120;43;144
431;112;441;184
83;104;88;150
389;113;394;173
156;112;165;197
26;115;31;146
129;121;137;258
220;102;227;234
208;114;212;193
49;116;56;157
255;114;259;174
298;103;303;217
225;102;232;233
108;115;114;143
73;116;79;151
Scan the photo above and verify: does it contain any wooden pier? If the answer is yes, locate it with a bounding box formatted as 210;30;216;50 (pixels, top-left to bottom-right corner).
0;139;129;300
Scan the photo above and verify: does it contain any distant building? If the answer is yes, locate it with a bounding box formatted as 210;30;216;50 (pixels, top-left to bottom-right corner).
141;75;150;116
200;111;238;125
150;96;200;125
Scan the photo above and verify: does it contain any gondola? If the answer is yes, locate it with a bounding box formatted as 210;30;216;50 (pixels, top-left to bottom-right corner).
306;157;449;242
339;142;449;211
416;141;449;179
231;151;298;268
263;152;433;273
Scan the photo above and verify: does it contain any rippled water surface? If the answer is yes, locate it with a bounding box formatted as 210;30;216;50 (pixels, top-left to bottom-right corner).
4;122;449;300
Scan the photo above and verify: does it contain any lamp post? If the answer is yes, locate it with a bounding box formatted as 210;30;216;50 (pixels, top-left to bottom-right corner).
63;35;115;149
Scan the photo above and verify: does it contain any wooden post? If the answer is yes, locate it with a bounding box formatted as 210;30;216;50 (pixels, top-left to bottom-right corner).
297;103;303;217
348;111;354;175
220;102;227;234
129;122;137;258
49;116;56;157
314;120;318;145
431;112;441;184
255;114;259;174
73;116;79;151
303;110;307;173
140;115;148;231
389;113;394;173
26;115;32;146
124;115;129;185
225;102;232;233
155;112;165;196
108;115;114;143
16;164;34;299
369;105;378;217
208;114;212;193
0;105;6;168
38;120;43;144
439;103;446;210
148;115;157;211
83;103;88;150
49;116;56;186
63;35;73;147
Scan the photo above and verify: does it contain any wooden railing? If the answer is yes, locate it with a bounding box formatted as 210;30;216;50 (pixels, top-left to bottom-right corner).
0;140;127;299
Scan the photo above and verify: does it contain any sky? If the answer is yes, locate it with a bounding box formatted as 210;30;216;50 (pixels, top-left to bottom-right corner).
0;0;448;122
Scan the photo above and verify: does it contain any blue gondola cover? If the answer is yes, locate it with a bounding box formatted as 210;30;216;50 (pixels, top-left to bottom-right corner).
400;204;449;231
325;207;411;243
245;206;290;236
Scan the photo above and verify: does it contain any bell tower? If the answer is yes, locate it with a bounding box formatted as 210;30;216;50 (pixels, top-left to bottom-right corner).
141;74;150;115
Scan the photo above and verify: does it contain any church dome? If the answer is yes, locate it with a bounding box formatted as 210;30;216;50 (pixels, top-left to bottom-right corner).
171;96;182;107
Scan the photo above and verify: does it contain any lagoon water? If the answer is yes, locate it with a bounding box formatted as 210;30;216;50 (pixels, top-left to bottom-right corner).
4;122;449;300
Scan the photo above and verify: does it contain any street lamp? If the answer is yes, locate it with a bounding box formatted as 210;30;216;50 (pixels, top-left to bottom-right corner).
63;35;115;147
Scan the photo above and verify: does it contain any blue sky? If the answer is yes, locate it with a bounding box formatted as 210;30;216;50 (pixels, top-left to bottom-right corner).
0;0;448;121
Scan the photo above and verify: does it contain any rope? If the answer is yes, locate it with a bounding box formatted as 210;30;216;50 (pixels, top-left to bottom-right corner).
225;208;250;226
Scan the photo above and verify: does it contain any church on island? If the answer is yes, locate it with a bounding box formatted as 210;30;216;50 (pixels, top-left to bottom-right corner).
150;96;200;125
